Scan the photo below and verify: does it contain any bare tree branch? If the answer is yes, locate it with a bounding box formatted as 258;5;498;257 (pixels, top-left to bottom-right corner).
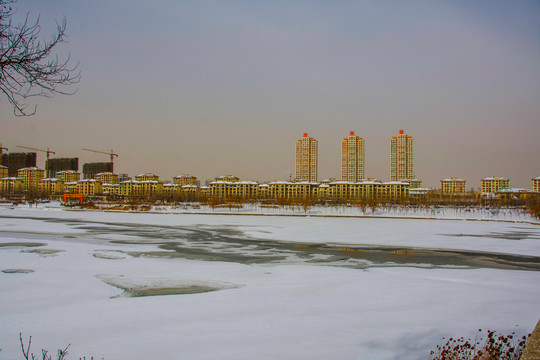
0;0;79;116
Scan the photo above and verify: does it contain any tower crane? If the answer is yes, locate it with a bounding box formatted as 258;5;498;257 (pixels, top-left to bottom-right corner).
82;148;118;173
17;145;56;176
0;143;7;155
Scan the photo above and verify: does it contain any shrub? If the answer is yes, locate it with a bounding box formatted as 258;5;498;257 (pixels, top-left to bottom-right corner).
18;333;100;360
429;329;530;360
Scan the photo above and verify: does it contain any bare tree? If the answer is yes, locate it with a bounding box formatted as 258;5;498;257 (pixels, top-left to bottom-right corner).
0;0;79;116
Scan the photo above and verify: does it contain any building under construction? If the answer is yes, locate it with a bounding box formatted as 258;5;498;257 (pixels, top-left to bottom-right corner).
46;158;79;178
1;152;37;177
83;162;112;179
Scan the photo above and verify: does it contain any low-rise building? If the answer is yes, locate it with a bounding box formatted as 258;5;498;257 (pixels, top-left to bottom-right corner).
481;177;510;195
497;188;538;201
164;184;182;198
182;185;200;200
56;170;81;183
77;179;102;195
533;177;540;192
102;183;120;197
401;179;422;189
441;178;467;195
140;180;164;197
95;172;119;185
0;165;8;179
207;181;231;199
134;173;159;182
17;167;45;191
39;178;64;195
64;181;79;194
215;175;239;183
0;177;24;195
173;174;197;186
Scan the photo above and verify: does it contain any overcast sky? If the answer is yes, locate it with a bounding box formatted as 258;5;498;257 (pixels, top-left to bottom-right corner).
2;0;539;188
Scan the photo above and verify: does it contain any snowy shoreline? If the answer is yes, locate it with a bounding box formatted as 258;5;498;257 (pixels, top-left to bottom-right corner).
4;201;537;224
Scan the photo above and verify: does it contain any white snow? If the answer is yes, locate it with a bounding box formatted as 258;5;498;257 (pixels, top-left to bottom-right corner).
0;206;539;360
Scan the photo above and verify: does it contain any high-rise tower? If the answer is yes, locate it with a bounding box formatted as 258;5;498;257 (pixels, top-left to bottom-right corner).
341;131;365;182
390;129;414;181
295;133;318;182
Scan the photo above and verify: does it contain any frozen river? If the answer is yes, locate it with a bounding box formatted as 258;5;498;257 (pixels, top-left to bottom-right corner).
1;207;539;359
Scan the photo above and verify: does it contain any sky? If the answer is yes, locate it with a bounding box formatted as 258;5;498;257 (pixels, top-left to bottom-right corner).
1;0;539;188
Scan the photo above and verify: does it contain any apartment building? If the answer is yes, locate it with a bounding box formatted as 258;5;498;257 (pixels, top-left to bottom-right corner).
533;177;540;192
481;177;510;195
295;133;318;182
215;175;239;183
441;178;467;195
95;172;119;185
134;173;159;182
341;131;365;182
0;165;8;179
0;177;23;194
390;130;414;181
56;170;81;183
173;174;197;186
17;167;45;191
39;178;65;195
77;179;102;195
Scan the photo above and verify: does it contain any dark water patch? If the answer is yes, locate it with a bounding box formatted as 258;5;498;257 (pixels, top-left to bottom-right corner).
438;231;540;241
296;245;540;271
0;242;47;248
2;268;34;273
125;247;286;264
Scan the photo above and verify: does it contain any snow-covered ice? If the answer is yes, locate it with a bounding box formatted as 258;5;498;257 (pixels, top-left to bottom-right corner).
0;206;539;359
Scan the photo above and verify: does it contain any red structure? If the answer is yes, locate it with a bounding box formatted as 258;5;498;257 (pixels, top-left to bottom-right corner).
62;194;84;203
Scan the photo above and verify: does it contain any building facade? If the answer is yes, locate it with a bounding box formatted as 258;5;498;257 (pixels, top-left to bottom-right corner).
173;174;197;186
39;178;65;195
341;131;365;182
214;175;239;183
17;167;45;191
134;173;159;182
390;130;414;181
95;172;119;184
83;162;111;179
0;165;7;179
441;178;467;195
56;170;81;183
533;177;540;192
77;179;103;195
46;158;78;178
481;177;510;195
0;177;24;195
1;152;37;177
295;133;318;182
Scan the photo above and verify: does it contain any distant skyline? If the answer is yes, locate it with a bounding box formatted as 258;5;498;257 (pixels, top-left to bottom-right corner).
2;0;539;188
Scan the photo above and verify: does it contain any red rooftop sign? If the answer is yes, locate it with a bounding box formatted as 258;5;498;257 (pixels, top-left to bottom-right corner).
303;133;308;137
399;129;404;134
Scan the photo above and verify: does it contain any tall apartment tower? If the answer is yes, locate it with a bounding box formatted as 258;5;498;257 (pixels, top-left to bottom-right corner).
341;131;365;182
295;133;318;182
390;129;414;181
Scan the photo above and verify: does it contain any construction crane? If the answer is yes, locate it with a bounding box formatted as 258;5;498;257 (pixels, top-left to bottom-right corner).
17;145;56;176
82;148;118;173
0;143;7;155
